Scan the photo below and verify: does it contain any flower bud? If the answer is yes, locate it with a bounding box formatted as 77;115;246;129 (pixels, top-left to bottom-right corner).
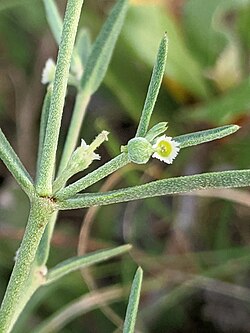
127;137;153;164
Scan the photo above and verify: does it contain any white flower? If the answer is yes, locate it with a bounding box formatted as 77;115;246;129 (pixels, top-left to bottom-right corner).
152;135;180;164
80;139;100;160
41;58;56;84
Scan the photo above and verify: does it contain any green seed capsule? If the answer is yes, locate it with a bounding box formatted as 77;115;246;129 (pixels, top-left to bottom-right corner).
127;137;153;164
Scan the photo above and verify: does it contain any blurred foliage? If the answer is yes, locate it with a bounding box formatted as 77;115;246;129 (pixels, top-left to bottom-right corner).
1;0;250;332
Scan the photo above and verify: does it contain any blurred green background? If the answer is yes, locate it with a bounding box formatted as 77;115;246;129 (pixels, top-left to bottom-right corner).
1;0;250;332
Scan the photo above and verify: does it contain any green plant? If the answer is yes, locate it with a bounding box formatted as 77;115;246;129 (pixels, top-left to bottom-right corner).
1;0;250;332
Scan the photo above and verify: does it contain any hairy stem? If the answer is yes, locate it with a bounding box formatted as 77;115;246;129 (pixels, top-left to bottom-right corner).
55;153;129;199
0;128;34;198
58;169;250;209
0;198;56;333
36;0;84;196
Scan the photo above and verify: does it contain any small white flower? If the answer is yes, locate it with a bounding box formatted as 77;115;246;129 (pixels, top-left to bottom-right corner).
152;135;180;164
80;139;89;149
41;58;56;84
80;139;100;160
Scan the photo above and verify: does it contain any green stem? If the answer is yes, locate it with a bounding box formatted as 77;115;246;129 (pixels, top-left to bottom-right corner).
42;0;82;76
57;90;90;175
0;197;56;333
58;169;250;210
36;0;84;196
55;153;129;199
0;128;34;198
36;86;52;178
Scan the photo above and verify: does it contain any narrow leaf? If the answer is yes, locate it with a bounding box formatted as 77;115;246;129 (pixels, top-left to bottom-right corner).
0;128;34;197
75;28;92;67
136;33;168;137
123;267;143;333
58;169;250;210
42;0;62;45
174;125;240;148
80;0;129;94
45;244;132;285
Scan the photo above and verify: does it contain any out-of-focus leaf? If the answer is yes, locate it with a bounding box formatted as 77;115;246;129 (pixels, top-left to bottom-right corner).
46;245;132;285
181;77;250;124
75;28;92;68
122;4;210;99
182;0;227;67
42;0;62;45
237;3;250;51
80;0;128;94
123;267;143;333
0;0;34;11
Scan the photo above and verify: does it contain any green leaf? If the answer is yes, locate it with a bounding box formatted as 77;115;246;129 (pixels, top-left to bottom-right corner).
174;124;239;148
75;28;92;68
80;0;129;94
182;0;227;67
0;0;34;11
45;244;132;285
42;0;62;45
136;34;168;137
0;128;34;197
182;77;250;124
58;169;250;210
123;267;143;333
145;122;168;142
122;4;210;99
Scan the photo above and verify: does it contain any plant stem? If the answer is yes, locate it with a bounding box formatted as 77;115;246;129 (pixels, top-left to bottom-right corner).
58;169;250;210
55;153;129;199
0;197;56;333
36;86;52;178
0;128;34;198
36;0;84;196
57;90;90;175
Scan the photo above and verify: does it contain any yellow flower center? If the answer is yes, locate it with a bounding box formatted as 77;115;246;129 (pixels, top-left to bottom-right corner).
156;140;173;157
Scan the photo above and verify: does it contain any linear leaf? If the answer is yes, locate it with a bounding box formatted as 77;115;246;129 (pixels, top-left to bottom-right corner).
58;169;250;210
42;0;62;45
0;128;34;197
174;125;239;148
123;267;143;333
80;0;128;94
75;28;92;68
136;34;168;137
45;244;132;285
